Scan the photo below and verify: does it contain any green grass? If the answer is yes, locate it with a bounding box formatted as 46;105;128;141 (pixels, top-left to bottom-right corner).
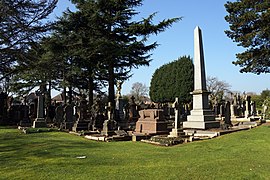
1;125;270;180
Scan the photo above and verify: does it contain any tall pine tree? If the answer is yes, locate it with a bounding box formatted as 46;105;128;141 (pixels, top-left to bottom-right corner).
70;0;181;108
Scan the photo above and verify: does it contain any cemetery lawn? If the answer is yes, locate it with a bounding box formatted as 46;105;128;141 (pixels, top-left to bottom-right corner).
1;125;270;180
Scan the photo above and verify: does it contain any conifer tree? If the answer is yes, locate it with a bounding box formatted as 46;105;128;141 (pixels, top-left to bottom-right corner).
0;0;58;87
225;0;270;74
70;0;181;108
150;56;194;103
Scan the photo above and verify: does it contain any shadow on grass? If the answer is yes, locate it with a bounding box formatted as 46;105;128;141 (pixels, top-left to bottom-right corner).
0;128;104;166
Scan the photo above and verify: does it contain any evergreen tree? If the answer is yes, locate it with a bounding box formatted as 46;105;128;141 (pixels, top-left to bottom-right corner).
150;56;194;103
0;0;58;86
70;0;181;108
225;0;270;74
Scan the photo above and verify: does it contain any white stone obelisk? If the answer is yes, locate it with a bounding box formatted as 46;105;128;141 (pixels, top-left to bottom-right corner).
183;26;220;129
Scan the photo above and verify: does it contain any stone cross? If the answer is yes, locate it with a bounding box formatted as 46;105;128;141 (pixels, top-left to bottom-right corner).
172;97;179;130
33;84;47;128
36;87;45;119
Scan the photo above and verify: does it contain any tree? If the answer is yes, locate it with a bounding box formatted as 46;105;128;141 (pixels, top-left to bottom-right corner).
130;82;148;103
251;89;270;109
9;36;66;97
224;0;270;74
0;0;58;86
53;6;106;106
206;76;231;104
150;56;194;103
261;89;270;99
69;0;181;108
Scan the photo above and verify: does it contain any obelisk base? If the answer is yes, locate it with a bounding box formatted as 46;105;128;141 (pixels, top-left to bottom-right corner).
183;109;220;129
183;121;220;129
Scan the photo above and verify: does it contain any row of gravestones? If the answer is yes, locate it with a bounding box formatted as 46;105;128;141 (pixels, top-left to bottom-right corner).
0;92;33;125
212;95;257;118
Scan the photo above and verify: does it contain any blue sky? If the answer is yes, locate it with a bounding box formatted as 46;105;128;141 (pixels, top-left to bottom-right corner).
51;0;270;95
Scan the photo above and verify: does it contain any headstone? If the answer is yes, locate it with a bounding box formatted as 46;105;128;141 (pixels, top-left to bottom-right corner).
54;104;64;127
92;95;105;130
115;81;126;128
0;92;8;124
33;85;47;128
183;26;220;129
128;96;139;128
46;104;56;123
224;101;232;127
250;101;256;116
244;95;251;118
101;102;117;136
72;95;90;132
62;104;74;130
168;97;183;137
19;105;31;127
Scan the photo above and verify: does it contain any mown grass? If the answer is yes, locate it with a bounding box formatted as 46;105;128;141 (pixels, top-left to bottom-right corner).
1;125;270;180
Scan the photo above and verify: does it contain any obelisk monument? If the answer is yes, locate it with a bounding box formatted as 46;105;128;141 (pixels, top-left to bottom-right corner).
183;26;220;129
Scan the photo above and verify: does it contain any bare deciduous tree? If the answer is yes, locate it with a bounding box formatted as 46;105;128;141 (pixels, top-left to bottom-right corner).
207;76;231;104
130;82;149;103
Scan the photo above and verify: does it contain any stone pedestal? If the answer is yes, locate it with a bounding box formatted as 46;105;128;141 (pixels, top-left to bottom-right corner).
183;27;219;129
32;88;47;128
135;109;168;135
33;118;47;128
115;97;127;128
72;120;90;132
101;119;117;136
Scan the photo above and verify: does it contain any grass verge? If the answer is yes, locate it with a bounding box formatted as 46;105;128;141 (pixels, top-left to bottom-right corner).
1;125;270;180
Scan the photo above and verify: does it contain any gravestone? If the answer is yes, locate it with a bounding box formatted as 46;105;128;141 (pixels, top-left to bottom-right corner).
72;95;90;132
115;81;126;128
62;104;74;130
168;97;183;137
223;101;232;129
92;95;105;130
46;104;56;123
33;85;47;128
101;102;117;136
250;101;257;116
0;92;8;124
128;96;139;128
183;26;220;129
135;109;168;135
244;95;251;118
19;105;31;127
54;104;64;128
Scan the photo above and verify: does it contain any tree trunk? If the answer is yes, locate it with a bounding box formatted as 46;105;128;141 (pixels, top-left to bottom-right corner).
108;62;115;108
63;87;67;104
88;75;94;110
68;85;72;104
